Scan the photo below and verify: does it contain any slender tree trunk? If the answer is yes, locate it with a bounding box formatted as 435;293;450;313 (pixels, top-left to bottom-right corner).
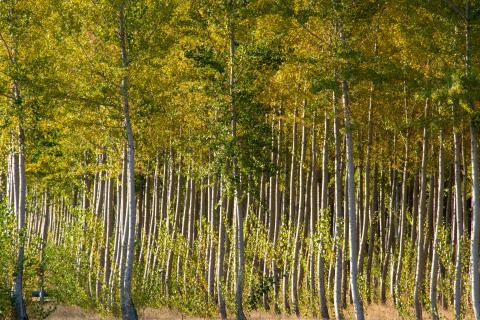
453;107;463;320
284;107;297;314
380;166;394;304
318;111;330;320
208;178;218;302
341;74;364;320
8;8;28;313
366;165;377;304
13;90;28;320
411;171;419;244
272;118;282;314
414;99;429;320
265;119;277;311
430;128;444;320
395;83;409;303
104;178;114;298
177;173;191;281
226;2;246;318
358;93;372;275
118;149;128;297
95;153;106;300
463;0;480;315
110;176;122;298
390;154;400;303
119;3;137;318
309;115;318;316
423;174;434;273
39;190;49;305
217;181;227;320
144;157;161;282
292;106;306;316
470;120;480;319
165;162;182;291
333;87;344;320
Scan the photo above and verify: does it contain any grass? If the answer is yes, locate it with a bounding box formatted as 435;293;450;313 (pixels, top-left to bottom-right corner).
44;303;475;319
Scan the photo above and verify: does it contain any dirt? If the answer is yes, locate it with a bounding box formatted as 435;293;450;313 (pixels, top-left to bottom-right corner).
45;303;469;319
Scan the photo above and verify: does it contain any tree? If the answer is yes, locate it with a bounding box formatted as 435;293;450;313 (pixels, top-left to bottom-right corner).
118;2;138;319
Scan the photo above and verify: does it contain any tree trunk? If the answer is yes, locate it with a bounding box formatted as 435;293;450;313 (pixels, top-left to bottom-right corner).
413;99;429;320
453;107;463;320
39;189;50;305
272;118;282;314
208;177;218;302
430;128;444;320
8;7;28;313
395;83;409;303
284;107;297;314
119;3;138;319
292;106;306;316
366;165;378;304
226;2;246;318
341;74;364;320
217;181;227;320
13;91;28;320
265;119;277;311
470;120;480;319
358;93;372;275
333;87;344;320
318;111;330;320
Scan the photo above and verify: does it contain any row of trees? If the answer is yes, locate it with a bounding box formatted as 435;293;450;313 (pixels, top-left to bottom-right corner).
1;0;480;319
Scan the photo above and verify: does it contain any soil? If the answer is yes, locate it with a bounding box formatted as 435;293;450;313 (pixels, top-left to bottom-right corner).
45;303;470;320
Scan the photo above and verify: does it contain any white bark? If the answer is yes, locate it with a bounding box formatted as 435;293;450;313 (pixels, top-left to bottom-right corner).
119;3;137;318
430;129;444;320
333;88;344;320
414;100;429;320
341;77;364;320
453;108;463;320
470;121;480;319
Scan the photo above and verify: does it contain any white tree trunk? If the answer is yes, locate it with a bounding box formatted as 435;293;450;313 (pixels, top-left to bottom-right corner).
119;3;137;319
332;88;344;320
414;99;429;320
430;128;444;320
453;109;463;320
341;77;364;320
470;121;480;319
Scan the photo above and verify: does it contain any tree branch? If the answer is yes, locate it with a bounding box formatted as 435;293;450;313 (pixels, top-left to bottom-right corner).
299;23;324;44
0;32;14;63
443;0;466;20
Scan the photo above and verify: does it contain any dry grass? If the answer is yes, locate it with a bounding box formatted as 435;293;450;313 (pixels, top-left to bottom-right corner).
46;305;113;320
45;303;473;319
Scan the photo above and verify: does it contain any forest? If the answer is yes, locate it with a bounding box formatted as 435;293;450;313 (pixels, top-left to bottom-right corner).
1;0;480;319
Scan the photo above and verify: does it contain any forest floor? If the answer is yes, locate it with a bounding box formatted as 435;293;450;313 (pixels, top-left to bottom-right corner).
44;303;471;320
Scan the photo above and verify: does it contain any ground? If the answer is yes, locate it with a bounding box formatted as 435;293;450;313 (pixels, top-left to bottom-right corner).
44;303;471;320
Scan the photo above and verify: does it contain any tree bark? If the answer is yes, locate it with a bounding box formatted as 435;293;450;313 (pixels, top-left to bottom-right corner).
453;106;463;320
12;88;28;320
395;83;409;303
430;128;444;320
366;165;378;304
341;74;364;320
291;106;306;316
413;99;429;320
217;181;227;320
39;189;49;305
8;4;28;314
333;87;344;320
358;92;372;275
470;120;480;319
226;2;246;318
272;118;282;314
118;3;138;318
317;111;330;320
